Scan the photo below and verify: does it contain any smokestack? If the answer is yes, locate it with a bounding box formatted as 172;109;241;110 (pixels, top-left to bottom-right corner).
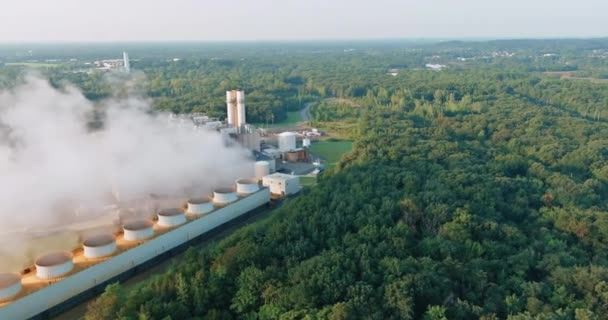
226;90;246;128
236;91;246;127
123;52;130;73
226;91;237;126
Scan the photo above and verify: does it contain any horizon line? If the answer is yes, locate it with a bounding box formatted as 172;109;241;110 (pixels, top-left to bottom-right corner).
0;36;607;45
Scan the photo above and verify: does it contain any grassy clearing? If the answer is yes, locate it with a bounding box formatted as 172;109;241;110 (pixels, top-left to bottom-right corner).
254;111;301;128
309;140;353;169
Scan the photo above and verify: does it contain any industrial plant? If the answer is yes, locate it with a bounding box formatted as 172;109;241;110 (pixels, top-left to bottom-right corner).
0;89;307;319
0;157;299;319
93;51;130;73
167;90;325;176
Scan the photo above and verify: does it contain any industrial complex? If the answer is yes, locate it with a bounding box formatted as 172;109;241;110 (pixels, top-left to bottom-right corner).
0;90;308;319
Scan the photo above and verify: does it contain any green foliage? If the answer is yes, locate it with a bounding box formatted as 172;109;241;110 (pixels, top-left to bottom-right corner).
39;40;608;320
309;140;353;170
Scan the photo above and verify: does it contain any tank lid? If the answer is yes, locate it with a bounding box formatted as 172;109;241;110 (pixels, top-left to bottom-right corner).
0;273;20;289
157;208;184;216
83;234;115;247
214;187;235;194
123;219;154;231
187;198;211;204
236;178;258;184
35;252;72;267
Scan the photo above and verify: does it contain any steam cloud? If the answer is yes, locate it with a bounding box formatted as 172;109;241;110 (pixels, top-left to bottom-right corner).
0;76;253;271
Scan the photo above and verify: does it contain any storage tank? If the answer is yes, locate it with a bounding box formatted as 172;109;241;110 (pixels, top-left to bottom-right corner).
83;234;116;259
187;198;214;215
255;161;270;180
0;273;21;302
213;187;238;204
303;138;311;148
236;178;260;194
278;132;297;152
35;252;73;279
157;208;187;227
123;219;154;241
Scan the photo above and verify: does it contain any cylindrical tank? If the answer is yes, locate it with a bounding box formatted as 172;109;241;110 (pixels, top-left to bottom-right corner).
213;187;238;204
236;178;260;194
157;208;187;227
83;234;116;259
35;251;73;279
123;219;154;241
236;90;246;126
255;161;270;180
187;198;214;215
278;132;297;152
0;273;21;302
303;138;311;148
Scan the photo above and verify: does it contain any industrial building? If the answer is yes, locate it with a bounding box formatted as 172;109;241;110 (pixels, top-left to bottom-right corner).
0;161;292;319
262;173;301;196
165;91;261;151
93;51;130;73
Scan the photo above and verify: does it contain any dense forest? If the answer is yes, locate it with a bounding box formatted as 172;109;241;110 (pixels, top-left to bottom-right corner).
2;39;608;319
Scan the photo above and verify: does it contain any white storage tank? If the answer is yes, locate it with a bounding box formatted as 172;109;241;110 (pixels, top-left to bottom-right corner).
303;138;311;148
35;252;73;280
278;132;297;152
157;208;187;227
0;273;21;302
187;198;214;215
213;187;238;204
123;219;154;241
255;161;270;180
236;178;260;194
83;234;116;259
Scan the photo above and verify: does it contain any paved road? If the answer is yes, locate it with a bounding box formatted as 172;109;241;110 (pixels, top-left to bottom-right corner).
300;101;314;122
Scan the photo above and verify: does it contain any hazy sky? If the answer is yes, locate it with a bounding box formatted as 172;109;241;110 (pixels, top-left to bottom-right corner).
0;0;606;42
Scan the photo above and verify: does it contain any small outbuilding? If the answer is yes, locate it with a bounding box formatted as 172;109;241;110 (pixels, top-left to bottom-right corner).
262;173;300;196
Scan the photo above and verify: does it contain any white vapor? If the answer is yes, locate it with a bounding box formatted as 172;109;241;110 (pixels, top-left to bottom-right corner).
0;76;253;270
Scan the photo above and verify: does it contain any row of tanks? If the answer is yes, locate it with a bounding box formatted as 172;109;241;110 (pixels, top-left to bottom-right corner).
0;173;267;304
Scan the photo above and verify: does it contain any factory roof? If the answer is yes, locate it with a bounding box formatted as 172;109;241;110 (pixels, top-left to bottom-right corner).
263;172;298;181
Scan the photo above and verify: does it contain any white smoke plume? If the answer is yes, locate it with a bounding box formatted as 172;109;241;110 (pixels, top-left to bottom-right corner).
0;76;253;271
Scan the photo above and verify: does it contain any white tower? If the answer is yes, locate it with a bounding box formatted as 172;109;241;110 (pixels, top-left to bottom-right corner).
226;90;246;127
226;91;237;126
123;52;130;73
236;90;246;127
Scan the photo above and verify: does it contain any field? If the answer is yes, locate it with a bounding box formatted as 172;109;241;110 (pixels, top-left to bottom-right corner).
254;111;301;128
309;140;353;169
